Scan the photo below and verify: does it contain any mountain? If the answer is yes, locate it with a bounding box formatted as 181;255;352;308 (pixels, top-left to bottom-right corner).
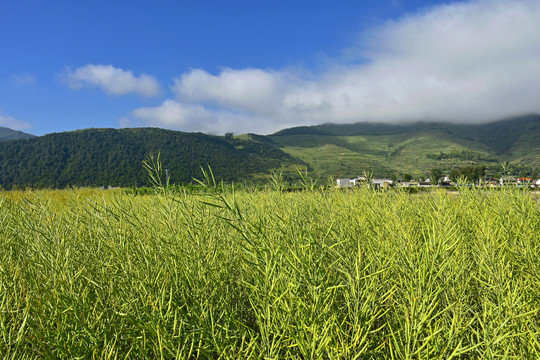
0;127;35;142
270;114;540;178
0;128;305;188
1;115;539;188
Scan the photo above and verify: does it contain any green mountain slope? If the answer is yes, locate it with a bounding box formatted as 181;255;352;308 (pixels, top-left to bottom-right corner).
1;115;538;188
0;127;35;142
0;128;305;188
270;114;540;178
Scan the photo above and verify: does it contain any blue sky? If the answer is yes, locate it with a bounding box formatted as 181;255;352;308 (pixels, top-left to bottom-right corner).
2;0;540;135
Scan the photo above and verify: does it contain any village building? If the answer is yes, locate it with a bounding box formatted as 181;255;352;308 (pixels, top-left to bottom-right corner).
336;178;353;187
371;179;393;188
500;176;517;186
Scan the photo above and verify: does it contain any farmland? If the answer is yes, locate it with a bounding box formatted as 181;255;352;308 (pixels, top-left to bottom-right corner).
1;186;539;358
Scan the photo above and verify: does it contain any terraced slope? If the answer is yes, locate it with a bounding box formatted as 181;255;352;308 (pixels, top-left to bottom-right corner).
270;114;540;177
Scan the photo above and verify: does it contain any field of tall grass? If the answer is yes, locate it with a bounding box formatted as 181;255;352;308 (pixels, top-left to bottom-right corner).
1;186;539;358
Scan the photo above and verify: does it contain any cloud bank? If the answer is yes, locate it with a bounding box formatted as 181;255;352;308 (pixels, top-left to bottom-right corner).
65;64;161;97
131;0;540;134
0;111;32;130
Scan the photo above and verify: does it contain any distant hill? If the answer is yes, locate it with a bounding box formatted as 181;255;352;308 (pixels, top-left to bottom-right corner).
0;127;35;142
0;128;305;188
1;115;539;188
270;114;540;178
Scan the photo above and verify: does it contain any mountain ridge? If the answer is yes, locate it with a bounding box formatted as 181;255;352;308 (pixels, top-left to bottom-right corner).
1;114;539;188
269;114;540;178
0;127;305;188
0;127;36;142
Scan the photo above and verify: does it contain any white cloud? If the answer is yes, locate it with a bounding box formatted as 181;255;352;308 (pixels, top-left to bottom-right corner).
132;0;540;134
65;64;161;97
13;73;36;86
0;111;32;130
131;100;270;134
173;68;287;116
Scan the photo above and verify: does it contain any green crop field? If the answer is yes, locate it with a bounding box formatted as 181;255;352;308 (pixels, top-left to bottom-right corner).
1;186;539;358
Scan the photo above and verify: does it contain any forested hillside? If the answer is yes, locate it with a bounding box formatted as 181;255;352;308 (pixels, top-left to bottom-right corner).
0;128;305;188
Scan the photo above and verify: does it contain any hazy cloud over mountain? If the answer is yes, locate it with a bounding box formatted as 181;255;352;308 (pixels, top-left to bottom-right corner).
0;111;32;130
131;0;540;134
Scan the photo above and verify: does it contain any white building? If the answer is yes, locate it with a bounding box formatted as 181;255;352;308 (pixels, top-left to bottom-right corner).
371;179;393;188
336;178;353;187
337;176;369;187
